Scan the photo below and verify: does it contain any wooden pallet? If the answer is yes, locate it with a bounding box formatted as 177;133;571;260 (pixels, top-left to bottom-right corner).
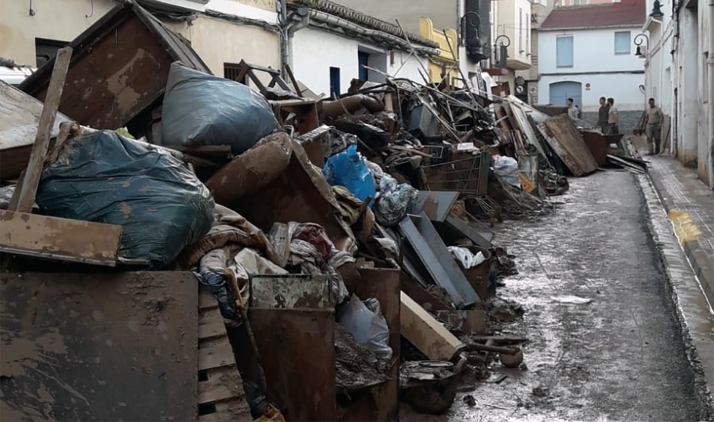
198;290;253;422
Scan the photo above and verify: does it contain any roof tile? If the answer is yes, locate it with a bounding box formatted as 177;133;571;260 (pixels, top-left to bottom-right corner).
540;0;646;30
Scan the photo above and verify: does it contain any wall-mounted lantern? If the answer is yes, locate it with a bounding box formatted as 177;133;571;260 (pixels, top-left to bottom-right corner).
494;35;511;69
460;12;486;62
650;0;664;18
634;33;649;58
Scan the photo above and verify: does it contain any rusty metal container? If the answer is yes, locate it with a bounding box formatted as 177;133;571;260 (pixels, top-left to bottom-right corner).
580;130;623;167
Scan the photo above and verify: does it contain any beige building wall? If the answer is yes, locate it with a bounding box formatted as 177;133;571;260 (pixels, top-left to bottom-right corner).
165;16;280;75
0;0;116;66
0;0;280;74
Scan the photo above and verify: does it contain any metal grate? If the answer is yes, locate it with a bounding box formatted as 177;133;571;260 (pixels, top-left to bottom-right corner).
423;150;491;196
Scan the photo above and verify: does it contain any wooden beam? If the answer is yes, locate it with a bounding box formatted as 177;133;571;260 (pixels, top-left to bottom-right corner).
0;210;121;267
284;64;303;97
13;47;72;213
400;291;464;361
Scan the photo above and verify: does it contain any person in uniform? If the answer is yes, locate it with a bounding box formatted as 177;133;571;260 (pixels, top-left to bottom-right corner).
606;98;619;135
597;97;610;133
644;98;664;155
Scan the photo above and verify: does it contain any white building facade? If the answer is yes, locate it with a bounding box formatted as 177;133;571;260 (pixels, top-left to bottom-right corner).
286;0;436;96
312;0;488;90
537;0;646;129
492;0;533;95
643;0;714;186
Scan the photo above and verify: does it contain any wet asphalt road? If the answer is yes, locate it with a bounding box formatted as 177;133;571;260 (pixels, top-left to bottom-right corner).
404;170;707;421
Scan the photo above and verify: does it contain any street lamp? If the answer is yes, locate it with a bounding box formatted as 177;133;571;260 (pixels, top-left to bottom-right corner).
650;0;664;18
634;33;649;58
460;12;481;41
460;12;485;61
494;35;511;69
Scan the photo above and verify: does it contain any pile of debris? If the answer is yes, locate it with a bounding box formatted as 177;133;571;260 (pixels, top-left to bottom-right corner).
0;3;645;421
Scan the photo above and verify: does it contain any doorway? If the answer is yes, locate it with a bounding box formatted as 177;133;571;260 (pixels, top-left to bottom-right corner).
549;81;582;109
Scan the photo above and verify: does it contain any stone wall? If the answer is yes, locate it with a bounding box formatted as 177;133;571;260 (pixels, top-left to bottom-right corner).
581;110;643;132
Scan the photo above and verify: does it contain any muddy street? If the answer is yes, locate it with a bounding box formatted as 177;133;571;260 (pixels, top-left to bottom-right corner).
405;170;708;421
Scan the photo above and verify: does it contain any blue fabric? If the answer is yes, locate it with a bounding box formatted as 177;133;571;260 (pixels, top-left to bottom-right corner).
322;145;376;208
194;270;240;320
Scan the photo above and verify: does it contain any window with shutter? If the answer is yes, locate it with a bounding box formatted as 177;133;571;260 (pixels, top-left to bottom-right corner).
614;31;631;55
556;36;573;68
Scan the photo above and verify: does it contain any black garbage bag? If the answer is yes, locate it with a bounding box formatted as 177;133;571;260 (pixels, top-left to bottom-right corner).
161;62;279;155
36;130;215;269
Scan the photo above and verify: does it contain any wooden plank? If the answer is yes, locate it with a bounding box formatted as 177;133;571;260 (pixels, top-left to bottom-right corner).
399;271;451;312
0;82;71;152
197;287;252;422
14;47;72;213
0;82;73;181
198;366;244;405
199;400;253;422
199;337;236;371
401;291;464;361
199;289;220;311
199;307;227;340
541;114;599;176
284;64;303;97
169;145;232;160
0;210;121;266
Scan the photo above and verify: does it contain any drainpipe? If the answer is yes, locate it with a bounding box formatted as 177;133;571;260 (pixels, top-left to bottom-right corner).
280;4;310;74
709;0;714;187
279;0;287;72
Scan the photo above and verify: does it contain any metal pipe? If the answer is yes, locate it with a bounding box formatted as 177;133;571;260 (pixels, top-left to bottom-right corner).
465;342;520;355
280;8;309;73
280;0;287;25
306;9;441;56
279;0;288;72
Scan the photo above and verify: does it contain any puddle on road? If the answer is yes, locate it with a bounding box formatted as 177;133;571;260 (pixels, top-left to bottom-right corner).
401;172;706;421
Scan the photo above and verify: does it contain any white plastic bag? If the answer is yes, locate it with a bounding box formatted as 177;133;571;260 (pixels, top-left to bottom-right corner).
493;155;521;188
337;295;393;361
448;246;486;269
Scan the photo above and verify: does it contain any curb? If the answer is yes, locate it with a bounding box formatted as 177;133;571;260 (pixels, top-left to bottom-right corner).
647;166;714;308
637;172;714;419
